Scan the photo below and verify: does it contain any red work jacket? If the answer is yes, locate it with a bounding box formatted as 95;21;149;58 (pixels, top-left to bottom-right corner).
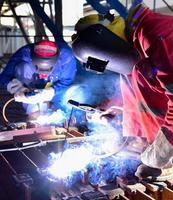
122;8;173;144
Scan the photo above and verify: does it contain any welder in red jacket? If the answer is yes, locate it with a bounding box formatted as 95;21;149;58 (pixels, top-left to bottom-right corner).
72;4;173;177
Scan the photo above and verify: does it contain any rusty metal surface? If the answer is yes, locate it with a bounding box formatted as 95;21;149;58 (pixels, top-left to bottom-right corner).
0;127;172;200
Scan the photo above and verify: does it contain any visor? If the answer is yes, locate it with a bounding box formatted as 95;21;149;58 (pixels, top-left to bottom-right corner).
32;54;58;72
72;24;138;74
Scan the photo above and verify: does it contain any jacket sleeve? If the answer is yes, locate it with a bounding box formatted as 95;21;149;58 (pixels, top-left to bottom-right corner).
135;9;173;144
0;44;32;88
0;59;16;87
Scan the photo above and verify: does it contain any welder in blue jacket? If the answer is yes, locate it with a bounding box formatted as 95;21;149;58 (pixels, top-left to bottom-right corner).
0;39;77;118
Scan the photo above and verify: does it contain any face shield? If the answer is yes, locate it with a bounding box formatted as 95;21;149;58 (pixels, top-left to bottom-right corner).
72;24;138;75
32;54;58;79
32;40;59;79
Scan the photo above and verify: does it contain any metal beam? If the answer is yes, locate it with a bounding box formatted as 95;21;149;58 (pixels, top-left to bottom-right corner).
32;9;48;42
54;0;62;35
7;0;31;44
29;0;65;44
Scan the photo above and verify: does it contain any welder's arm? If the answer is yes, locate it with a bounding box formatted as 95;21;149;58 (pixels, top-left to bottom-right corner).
14;87;55;104
0;49;26;87
0;62;17;88
130;5;173;168
7;78;27;94
141;70;173;168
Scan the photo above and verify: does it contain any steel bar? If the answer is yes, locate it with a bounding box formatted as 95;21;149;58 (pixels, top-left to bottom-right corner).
7;0;31;44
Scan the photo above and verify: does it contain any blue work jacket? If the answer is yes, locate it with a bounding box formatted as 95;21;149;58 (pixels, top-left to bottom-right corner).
0;41;77;92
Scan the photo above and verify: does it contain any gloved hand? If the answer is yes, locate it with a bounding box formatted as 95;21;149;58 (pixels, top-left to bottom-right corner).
86;106;122;124
141;127;173;169
7;78;25;94
14;87;55;104
99;106;123;117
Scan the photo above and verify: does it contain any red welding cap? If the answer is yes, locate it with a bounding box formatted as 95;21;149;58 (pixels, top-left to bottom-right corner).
34;40;59;57
32;40;59;71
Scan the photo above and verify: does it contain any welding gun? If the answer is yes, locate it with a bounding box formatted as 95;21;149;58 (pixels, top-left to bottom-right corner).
13;88;53;115
68;99;99;113
23;89;49;114
68;99;123;121
24;89;43;97
67;99;115;121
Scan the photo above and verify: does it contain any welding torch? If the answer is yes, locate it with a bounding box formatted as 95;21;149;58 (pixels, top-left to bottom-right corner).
67;99;123;120
68;100;99;113
23;88;44;97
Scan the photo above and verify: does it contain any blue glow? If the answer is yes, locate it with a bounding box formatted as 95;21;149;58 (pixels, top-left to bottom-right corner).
45;120;123;183
47;146;94;179
62;84;91;110
34;109;67;125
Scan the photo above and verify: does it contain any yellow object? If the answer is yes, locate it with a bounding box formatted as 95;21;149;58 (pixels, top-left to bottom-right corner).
127;3;146;24
75;14;101;31
106;16;127;41
45;82;53;88
126;3;147;36
75;14;127;41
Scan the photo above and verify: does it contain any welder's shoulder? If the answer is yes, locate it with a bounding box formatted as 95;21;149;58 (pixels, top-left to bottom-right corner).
10;43;34;61
58;43;77;66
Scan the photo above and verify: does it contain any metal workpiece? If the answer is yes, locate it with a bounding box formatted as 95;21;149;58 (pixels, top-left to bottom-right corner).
0;128;173;200
0;112;172;200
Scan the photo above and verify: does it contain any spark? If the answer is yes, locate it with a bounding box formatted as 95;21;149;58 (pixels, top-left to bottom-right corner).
47;146;94;179
34;110;66;125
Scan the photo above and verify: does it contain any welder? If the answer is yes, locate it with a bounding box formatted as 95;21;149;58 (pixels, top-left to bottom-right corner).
0;39;77;120
71;3;173;179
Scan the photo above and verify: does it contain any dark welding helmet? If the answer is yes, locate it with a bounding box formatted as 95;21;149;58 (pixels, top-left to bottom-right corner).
32;40;59;76
72;24;138;74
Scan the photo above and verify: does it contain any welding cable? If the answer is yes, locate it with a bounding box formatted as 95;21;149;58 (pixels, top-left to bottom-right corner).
96;136;128;159
2;97;15;123
0;138;65;152
0;140;46;152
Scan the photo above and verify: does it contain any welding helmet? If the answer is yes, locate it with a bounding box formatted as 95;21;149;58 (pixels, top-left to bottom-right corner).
75;14;127;41
32;40;59;79
72;24;138;75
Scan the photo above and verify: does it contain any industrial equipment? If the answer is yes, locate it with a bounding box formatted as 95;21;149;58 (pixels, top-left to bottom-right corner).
0;122;173;200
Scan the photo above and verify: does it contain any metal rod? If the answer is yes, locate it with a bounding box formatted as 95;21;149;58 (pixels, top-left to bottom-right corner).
0;153;17;174
0;152;32;200
126;0;128;9
153;0;156;11
162;0;173;12
67;107;74;132
8;0;31;44
16;147;39;169
0;15;33;17
0;35;54;37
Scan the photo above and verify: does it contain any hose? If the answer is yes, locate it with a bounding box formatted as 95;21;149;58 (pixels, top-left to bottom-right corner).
2;97;15;123
0;138;63;153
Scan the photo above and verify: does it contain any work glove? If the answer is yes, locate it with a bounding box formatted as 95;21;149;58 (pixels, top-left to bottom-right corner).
141;127;173;169
14;87;55;104
7;78;26;94
86;106;122;125
99;106;123;117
